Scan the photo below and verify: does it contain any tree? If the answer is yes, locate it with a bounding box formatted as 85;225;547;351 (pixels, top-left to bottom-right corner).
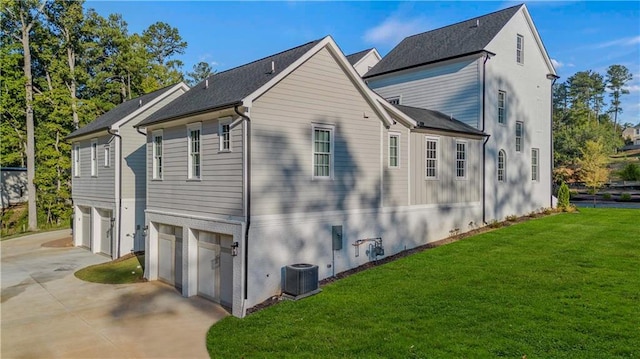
186;61;213;86
2;0;46;230
142;21;186;65
578;140;609;207
605;65;633;132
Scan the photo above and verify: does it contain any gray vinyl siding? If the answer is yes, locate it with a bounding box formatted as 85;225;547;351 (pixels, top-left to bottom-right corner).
368;58;482;128
146;118;244;218
250;47;382;216
72;135;115;202
382;123;409;207
410;132;482;205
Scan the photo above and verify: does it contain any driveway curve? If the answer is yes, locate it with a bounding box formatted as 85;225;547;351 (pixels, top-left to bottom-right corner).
1;230;227;358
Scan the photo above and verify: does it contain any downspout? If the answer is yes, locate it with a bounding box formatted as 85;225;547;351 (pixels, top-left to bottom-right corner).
234;105;251;302
481;53;491;224
107;128;123;258
547;74;560;207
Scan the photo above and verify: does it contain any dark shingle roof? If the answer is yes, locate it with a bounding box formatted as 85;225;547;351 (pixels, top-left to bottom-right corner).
137;39;323;127
66;85;179;139
364;4;522;78
346;48;374;65
394;104;486;136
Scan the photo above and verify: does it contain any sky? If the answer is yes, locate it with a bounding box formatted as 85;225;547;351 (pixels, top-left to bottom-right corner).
87;1;640;126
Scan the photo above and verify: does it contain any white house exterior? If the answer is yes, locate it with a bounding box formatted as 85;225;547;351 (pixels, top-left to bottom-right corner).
346;48;382;77
67;83;188;258
365;4;557;221
622;124;640;145
137;36;488;318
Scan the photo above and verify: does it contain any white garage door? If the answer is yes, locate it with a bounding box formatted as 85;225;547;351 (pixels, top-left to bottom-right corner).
97;209;112;256
80;207;91;249
198;231;233;307
158;224;182;288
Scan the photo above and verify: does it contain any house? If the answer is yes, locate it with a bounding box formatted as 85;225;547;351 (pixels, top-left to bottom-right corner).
66;83;188;258
622;124;640;145
346;48;382;76
136;35;488;318
1;167;27;209
364;3;557;221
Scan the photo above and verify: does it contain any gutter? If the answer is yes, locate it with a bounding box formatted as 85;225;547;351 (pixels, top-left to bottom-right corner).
481;53;491;224
234;105;251;302
107;128;123;258
135;101;243;130
547;74;560;207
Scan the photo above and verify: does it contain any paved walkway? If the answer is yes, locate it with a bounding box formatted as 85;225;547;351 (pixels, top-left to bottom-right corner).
1;229;228;358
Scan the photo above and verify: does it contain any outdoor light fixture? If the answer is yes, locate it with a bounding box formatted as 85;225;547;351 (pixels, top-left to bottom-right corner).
231;241;239;256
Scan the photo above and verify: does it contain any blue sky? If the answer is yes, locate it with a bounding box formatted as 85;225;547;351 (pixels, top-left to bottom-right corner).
87;1;640;126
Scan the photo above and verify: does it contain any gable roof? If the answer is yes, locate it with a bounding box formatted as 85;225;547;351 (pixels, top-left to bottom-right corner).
66;84;182;139
137;39;323;127
394;104;486;136
364;4;522;78
346;48;375;65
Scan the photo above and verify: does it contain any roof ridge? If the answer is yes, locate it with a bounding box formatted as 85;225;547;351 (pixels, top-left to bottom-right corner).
124;82;182;102
404;3;523;40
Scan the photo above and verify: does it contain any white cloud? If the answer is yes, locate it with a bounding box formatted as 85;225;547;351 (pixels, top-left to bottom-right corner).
594;36;640;49
363;16;427;46
623;85;640;92
551;58;563;68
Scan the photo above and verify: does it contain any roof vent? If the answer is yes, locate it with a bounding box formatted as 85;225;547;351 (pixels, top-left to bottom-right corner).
270;60;275;74
205;78;209;89
138;99;142;107
477;19;480;27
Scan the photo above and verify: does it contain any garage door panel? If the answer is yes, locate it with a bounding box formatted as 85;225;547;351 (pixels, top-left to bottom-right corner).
198;244;219;301
81;208;91;248
158;236;174;284
99;211;112;256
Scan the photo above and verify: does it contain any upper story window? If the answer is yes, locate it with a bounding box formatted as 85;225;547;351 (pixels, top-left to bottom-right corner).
531;148;539;181
425;137;439;180
456;141;467;179
153;130;163;180
312;124;334;179
187;123;201;180
104;145;110;168
515;121;523;152
389;133;400;168
386;96;400;105
219;119;231;152
91;139;97;177
516;34;524;64
498;91;506;125
73;144;80;177
498;149;506;182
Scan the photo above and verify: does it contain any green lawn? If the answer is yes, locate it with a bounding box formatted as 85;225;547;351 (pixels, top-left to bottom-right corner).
75;254;145;284
207;209;639;358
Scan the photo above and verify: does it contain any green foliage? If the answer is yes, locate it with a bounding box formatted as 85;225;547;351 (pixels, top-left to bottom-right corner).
186;61;214;86
208;209;640;358
557;182;570;209
620;193;632;202
602;193;612;200
618;163;640;181
579;140;609;203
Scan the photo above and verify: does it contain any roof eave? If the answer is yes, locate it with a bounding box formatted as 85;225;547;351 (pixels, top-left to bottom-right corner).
364;50;494;79
65;127;110;141
135;101;243;129
413;126;487;138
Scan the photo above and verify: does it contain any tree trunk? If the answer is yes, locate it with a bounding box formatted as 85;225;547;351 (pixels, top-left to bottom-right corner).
66;36;79;130
22;25;37;231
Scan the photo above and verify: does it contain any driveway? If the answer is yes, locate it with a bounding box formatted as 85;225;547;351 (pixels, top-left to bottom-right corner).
1;230;228;358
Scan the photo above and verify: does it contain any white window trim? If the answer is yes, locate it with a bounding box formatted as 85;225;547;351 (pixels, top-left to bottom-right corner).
498;90;506;125
388;132;400;169
152;130;163;180
311;123;335;180
455;140;467;180
498;149;506;183
531;148;540;182
515;121;523;153
73;143;80;177
104;145;110;168
516;34;524;65
187;123;202;180
218;117;232;152
90;139;98;177
425;136;439;180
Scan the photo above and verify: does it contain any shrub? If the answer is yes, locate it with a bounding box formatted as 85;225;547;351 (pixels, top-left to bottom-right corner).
620;193;632;202
506;215;518;222
602;193;612;200
619;163;640;181
487;220;502;229
557;182;570;209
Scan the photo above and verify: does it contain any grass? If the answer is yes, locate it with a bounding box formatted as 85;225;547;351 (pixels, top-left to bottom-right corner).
207;209;639;358
74;253;146;284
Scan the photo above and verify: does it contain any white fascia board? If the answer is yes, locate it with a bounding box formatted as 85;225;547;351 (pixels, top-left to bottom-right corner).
110;82;190;131
352;48;382;69
519;5;557;76
370;92;418;128
242;36;393;128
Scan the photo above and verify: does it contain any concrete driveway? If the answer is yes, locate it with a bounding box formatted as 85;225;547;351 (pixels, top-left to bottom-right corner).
1;230;228;358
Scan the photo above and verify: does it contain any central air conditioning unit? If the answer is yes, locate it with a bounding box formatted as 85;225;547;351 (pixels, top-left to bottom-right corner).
284;263;319;296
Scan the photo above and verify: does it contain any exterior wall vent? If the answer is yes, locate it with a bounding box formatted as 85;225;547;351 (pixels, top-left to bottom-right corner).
284;263;318;296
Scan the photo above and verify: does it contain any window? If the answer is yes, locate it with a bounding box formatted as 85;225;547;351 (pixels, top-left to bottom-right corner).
456;141;467;178
73;144;80;177
312;124;334;179
386;96;400;105
515;121;523;152
498;91;506;124
187;124;201;179
425;137;439;179
219;119;231;152
104;146;110;168
389;133;400;168
516;34;524;64
153;130;163;179
498;150;506;182
531;148;539;181
91;139;97;177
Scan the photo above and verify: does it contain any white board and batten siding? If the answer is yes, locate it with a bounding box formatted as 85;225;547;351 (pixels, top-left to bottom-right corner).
146;118;244;219
367;57;482;128
250;47;384;216
72;135;115;202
